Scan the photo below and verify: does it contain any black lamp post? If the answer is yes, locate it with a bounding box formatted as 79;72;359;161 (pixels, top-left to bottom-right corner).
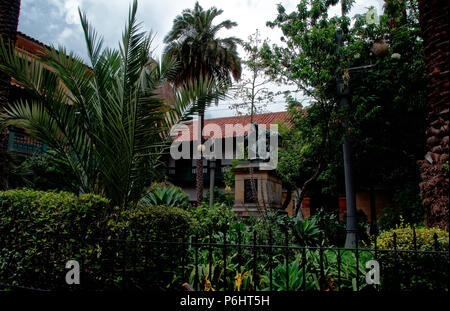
336;30;358;247
336;29;383;247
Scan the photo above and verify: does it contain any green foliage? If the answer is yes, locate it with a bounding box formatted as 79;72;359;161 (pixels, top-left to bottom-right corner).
188;202;236;239
261;249;371;291
378;184;425;230
204;186;234;207
183;249;251;291
163;1;242;87
350;1;427;220
312;208;346;246
223;159;239;188
292;217;323;246
265;0;427;225
8;150;79;193
0;188;194;289
0;188;111;289
375;225;449;251
265;258;319;291
374;225;449;290
139;186;189;209
112;205;192;242
0;0;224;207
231;30;274;116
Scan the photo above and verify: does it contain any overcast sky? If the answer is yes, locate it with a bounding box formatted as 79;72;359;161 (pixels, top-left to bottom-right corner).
18;0;384;118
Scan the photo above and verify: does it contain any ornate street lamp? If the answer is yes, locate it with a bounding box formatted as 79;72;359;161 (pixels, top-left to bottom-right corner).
336;23;390;247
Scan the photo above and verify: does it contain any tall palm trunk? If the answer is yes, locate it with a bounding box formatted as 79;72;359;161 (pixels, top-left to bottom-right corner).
417;0;449;230
196;110;205;205
0;0;21;189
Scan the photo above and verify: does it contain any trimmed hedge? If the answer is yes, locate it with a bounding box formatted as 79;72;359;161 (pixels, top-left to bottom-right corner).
112;205;192;241
0;189;111;289
374;225;449;290
376;226;449;251
0;189;193;290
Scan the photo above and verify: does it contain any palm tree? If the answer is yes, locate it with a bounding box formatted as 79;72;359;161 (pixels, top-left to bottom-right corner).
0;0;21;189
164;1;242;205
0;0;223;207
417;0;449;230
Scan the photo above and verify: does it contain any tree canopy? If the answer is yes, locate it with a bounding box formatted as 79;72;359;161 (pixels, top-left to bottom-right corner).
262;0;427;224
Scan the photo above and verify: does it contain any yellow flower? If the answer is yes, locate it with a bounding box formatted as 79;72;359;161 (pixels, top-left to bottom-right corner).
204;273;215;291
234;271;248;291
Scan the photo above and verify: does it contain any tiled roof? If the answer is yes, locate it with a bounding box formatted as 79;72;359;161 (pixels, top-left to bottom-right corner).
172;111;292;141
16;31;51;55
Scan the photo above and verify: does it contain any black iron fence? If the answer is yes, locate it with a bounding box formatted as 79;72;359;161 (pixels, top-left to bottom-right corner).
0;225;448;292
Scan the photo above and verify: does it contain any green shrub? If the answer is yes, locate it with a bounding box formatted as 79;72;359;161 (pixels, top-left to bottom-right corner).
204;186;234;207
0;188;111;289
376;225;449;251
112;205;192;242
8;150;79;193
109;204;193;288
292;216;323;246
312;208;346;246
260;249;372;291
378;184;425;230
139;186;189;209
374;224;449;290
188;202;235;239
0;189;194;290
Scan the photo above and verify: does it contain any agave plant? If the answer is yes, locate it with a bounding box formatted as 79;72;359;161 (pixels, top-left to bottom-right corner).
139;186;189;208
0;0;225;207
293;216;323;246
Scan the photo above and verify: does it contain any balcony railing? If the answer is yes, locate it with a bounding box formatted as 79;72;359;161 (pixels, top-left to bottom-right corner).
7;128;47;157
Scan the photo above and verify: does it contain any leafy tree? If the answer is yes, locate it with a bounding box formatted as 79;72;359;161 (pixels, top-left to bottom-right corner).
349;0;428;227
263;0;428;225
261;0;348;217
231;30;275;116
0;0;222;207
164;2;242;205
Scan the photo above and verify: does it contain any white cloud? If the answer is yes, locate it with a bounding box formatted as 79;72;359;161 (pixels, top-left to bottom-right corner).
64;0;83;24
58;27;74;41
18;0;386;118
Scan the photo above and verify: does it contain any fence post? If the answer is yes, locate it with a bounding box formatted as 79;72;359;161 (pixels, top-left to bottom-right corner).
374;231;379;291
122;239;127;290
433;233;439;251
393;231;399;290
194;234;199;290
355;234;359;291
412;226;418;291
208;227;212;283
284;225;289;291
337;248;341;291
319;232;325;290
269;228;273;291
253;228;257;291
133;230;137;286
223;227;227;291
238;223;242;273
181;238;186;283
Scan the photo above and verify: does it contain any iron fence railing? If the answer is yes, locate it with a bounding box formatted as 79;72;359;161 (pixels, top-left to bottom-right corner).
0;225;448;292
